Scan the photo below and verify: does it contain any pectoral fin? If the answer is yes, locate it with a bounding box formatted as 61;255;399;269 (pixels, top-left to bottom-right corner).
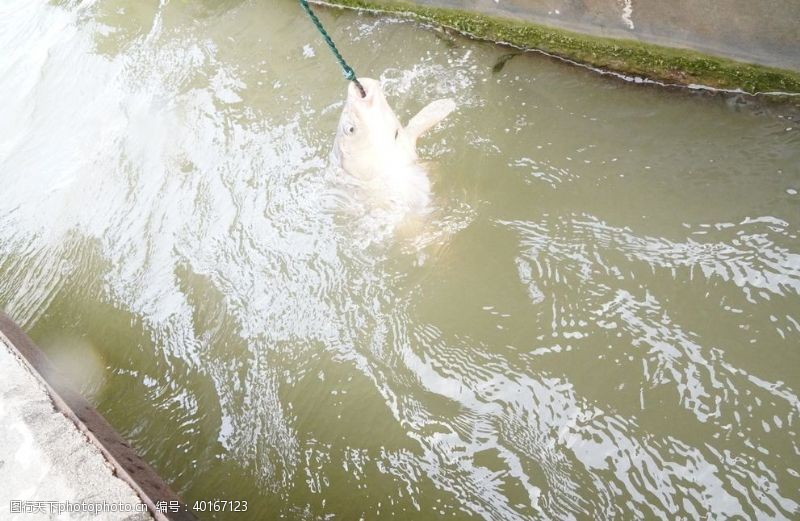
405;99;456;147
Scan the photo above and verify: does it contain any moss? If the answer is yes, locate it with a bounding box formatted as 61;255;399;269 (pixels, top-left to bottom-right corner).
318;0;800;95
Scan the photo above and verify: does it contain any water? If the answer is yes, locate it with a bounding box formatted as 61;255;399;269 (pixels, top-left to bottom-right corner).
1;1;799;519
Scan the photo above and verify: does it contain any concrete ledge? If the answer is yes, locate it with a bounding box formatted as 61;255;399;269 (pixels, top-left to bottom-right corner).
0;312;197;521
316;0;800;95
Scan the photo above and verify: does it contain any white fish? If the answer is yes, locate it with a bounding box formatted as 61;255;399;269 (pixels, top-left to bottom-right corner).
333;78;455;213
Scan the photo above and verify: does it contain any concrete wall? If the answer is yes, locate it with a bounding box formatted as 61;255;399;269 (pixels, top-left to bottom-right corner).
0;313;196;521
0;339;152;521
404;0;800;71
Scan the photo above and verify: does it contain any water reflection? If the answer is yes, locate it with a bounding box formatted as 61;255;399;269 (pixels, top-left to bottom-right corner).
1;0;799;519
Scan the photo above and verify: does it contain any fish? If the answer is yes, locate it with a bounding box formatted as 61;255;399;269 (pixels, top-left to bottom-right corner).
333;78;455;213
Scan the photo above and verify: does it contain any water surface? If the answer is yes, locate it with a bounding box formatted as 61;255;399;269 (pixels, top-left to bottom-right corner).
1;1;799;519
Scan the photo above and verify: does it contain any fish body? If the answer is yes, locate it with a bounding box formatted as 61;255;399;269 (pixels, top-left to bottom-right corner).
333;78;455;212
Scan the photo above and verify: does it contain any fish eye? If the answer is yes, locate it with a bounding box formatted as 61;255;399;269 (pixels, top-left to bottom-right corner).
344;124;356;135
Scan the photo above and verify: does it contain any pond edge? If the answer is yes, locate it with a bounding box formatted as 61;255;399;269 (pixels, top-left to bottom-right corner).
0;312;197;521
315;0;800;96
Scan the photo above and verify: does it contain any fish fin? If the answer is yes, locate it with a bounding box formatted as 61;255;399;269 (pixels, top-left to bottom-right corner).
405;99;456;146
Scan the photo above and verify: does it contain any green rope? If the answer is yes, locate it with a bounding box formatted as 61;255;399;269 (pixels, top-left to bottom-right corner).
299;0;366;97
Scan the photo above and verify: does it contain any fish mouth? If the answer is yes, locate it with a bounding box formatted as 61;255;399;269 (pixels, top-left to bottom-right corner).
347;78;378;104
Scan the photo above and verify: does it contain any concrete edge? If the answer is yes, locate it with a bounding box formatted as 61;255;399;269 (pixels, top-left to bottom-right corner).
313;0;800;96
0;312;198;521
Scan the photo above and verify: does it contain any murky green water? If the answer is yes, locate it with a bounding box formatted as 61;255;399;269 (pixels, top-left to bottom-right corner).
2;1;800;519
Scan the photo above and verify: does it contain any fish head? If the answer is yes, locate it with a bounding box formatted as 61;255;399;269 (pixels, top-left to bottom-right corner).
334;78;416;179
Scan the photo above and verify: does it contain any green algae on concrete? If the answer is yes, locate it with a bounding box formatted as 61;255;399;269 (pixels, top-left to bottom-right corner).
318;0;800;95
